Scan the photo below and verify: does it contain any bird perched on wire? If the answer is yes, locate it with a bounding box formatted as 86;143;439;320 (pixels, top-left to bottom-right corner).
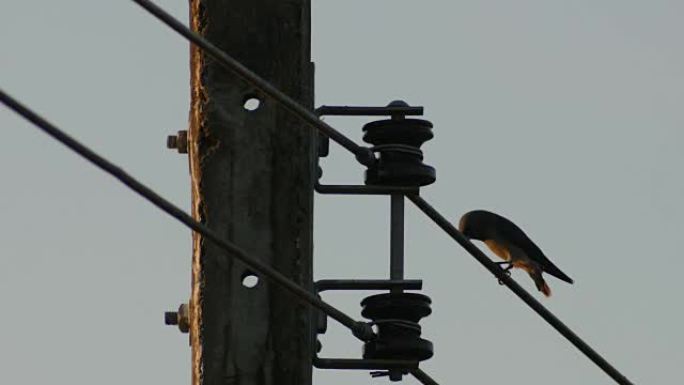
458;210;573;297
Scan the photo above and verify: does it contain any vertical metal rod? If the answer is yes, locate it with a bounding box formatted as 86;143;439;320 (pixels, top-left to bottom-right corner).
390;194;405;291
389;194;405;381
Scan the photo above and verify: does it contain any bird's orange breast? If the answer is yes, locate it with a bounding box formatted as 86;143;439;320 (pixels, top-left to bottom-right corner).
484;239;511;261
484;239;538;274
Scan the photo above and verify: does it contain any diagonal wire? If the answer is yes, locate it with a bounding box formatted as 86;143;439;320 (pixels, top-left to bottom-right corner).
407;194;634;385
129;0;374;167
0;87;374;343
0;87;437;383
5;1;629;384
411;368;439;385
128;1;635;384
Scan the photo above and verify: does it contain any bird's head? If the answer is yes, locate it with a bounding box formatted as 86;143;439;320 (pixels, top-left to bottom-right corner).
458;210;496;241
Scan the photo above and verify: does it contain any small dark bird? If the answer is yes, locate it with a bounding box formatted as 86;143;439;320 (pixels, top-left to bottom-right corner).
458;210;573;297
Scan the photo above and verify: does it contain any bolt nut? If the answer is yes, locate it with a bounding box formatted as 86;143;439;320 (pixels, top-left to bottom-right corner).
165;311;179;325
166;130;188;154
166;136;178;149
165;303;190;333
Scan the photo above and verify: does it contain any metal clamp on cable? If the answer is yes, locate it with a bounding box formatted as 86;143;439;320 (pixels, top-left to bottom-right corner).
351;321;377;342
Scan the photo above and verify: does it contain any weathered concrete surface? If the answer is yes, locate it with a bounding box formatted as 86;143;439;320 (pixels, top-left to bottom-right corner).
188;1;314;384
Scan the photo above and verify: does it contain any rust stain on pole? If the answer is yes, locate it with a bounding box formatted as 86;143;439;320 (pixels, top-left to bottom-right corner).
188;1;314;385
189;1;207;384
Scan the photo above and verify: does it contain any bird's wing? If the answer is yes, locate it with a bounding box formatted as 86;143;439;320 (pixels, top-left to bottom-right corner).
496;217;574;284
521;238;573;284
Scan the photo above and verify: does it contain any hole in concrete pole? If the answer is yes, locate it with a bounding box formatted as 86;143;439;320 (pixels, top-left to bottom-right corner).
243;96;261;111
241;271;259;288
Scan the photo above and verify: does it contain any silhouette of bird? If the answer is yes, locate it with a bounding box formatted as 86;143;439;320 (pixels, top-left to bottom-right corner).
458;210;573;297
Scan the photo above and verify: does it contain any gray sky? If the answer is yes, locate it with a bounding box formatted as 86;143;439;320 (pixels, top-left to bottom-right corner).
1;1;683;384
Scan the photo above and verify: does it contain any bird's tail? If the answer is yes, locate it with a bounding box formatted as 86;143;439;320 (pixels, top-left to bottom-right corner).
530;271;551;297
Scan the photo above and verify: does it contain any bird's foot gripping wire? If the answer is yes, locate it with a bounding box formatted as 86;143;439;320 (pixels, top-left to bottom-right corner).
495;262;513;285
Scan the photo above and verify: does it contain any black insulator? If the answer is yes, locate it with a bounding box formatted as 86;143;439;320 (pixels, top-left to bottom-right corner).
360;293;434;362
362;118;436;186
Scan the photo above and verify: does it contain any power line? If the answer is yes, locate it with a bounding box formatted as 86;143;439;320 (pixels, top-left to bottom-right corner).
0;87;440;385
411;368;439;385
130;0;374;167
407;195;634;385
127;2;634;384
0;88;373;344
4;1;636;383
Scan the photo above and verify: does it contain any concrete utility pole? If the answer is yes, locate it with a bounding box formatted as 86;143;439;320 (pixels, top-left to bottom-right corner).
187;1;314;385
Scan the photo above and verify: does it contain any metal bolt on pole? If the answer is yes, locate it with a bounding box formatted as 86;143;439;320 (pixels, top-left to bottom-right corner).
166;130;187;153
